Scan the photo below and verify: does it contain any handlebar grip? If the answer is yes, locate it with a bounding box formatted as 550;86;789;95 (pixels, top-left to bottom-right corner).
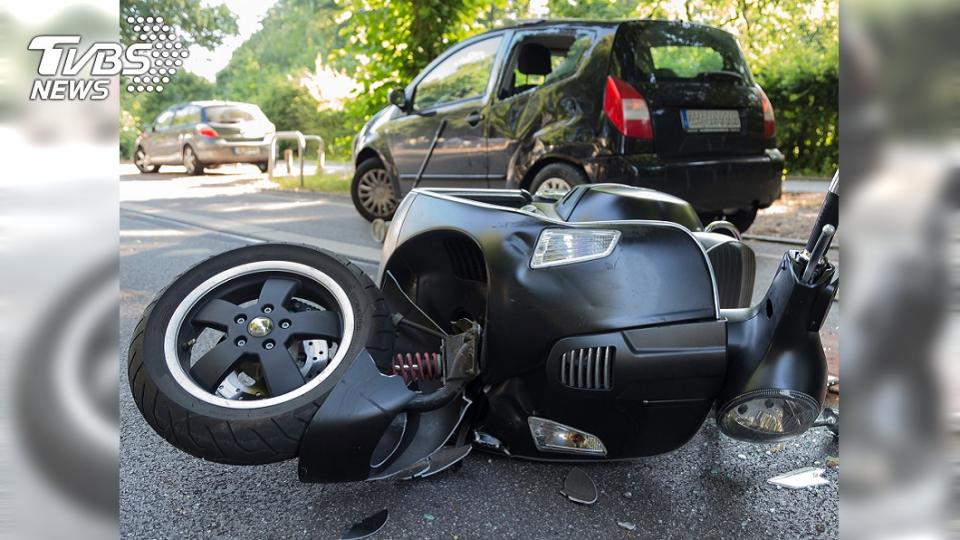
805;172;839;253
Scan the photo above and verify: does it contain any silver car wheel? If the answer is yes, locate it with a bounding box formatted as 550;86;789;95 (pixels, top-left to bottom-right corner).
536;177;573;196
183;147;198;173
134;148;148;169
357;168;397;217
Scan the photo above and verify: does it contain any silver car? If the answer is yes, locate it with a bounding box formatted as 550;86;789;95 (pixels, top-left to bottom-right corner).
133;101;275;175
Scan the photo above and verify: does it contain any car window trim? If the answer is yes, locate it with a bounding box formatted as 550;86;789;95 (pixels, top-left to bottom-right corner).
410;34;505;113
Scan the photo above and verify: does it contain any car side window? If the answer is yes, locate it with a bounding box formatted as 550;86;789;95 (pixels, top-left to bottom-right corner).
174;106;200;126
498;31;593;100
414;36;502;111
155;109;174;129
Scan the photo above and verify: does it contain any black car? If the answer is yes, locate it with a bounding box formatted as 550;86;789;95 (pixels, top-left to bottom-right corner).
350;19;784;231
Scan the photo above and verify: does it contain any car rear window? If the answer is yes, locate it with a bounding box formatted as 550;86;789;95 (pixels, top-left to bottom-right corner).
203;105;267;124
612;22;753;84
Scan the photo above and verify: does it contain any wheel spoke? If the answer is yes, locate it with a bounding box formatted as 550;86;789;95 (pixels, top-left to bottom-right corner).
193;298;240;330
258;347;305;395
190;341;244;391
258;278;299;308
288;310;341;340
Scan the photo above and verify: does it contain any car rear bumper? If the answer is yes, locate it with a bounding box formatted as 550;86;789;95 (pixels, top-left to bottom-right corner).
193;140;270;164
585;149;785;212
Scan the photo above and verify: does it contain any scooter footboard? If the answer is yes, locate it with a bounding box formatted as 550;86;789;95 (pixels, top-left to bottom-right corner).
297;350;471;483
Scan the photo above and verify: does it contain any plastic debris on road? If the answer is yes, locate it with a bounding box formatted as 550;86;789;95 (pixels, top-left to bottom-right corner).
767;467;829;489
561;467;598;505
341;509;389;540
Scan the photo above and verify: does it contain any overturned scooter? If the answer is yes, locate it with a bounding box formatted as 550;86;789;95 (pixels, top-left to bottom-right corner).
128;171;839;481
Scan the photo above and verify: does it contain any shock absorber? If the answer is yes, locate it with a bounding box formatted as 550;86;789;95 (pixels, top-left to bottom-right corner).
391;352;442;383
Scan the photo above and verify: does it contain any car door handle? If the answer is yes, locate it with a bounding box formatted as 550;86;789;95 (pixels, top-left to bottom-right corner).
465;111;484;126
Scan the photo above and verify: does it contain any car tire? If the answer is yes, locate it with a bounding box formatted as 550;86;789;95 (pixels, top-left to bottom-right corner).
351;158;397;222
529;162;587;196
134;146;159;174
257;162;269;173
725;208;758;233
127;244;395;465
182;145;204;176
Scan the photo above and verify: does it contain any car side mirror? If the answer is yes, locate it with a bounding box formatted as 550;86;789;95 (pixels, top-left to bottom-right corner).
144;123;154;132
388;88;409;111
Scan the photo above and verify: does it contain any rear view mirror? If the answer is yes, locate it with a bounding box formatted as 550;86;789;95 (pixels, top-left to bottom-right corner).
388;88;408;111
144;123;154;132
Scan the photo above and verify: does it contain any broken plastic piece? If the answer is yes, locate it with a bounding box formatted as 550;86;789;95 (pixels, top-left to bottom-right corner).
767;467;829;489
561;467;598;505
341;509;389;540
618;521;637;531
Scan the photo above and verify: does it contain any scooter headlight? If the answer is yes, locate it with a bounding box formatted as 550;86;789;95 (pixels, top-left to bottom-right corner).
531;229;620;269
717;389;820;442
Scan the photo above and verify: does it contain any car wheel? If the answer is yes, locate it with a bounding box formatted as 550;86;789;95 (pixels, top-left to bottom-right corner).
351;159;397;222
257;162;269;173
134;146;159;173
529;163;587;196
127;244;394;464
725;208;758;233
182;146;204;176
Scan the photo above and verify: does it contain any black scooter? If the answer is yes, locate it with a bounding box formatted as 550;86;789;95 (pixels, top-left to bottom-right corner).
128;162;838;482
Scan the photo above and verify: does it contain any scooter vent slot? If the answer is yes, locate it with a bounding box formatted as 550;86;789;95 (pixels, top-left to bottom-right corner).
560;346;614;390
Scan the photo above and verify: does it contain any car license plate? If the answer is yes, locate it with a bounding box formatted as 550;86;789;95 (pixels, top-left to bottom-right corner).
235;146;260;156
681;109;741;132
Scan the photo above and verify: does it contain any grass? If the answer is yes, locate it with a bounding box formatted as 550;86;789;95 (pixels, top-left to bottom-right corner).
272;168;352;194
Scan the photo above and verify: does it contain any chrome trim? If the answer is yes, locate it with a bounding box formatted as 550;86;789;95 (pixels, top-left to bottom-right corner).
704;220;741;240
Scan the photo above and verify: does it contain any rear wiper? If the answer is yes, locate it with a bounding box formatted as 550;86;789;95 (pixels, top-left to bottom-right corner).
698;70;744;83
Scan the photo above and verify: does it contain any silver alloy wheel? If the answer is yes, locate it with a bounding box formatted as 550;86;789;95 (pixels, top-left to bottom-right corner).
183;147;197;172
536;177;573;196
357;168;397;217
163;261;355;409
134;148;148;169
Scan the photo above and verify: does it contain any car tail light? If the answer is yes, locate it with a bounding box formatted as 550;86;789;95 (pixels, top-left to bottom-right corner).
603;76;653;140
755;86;775;139
196;124;219;138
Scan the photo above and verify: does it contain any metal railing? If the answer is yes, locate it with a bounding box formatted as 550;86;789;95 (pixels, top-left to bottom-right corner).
268;131;325;188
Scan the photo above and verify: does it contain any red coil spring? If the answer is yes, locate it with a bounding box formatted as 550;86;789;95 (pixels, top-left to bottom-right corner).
391;352;441;382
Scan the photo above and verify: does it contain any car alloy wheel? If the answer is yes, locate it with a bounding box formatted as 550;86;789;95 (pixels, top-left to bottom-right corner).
135;148;148;169
356;168;397;218
535;177;573;196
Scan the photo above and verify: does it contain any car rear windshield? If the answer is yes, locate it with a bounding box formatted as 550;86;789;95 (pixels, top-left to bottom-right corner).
203;105;267;124
612;22;753;84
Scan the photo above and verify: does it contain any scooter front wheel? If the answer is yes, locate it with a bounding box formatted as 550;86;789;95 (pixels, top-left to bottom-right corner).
128;244;393;464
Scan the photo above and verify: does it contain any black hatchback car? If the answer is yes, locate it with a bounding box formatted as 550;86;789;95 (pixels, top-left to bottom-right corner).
351;19;784;231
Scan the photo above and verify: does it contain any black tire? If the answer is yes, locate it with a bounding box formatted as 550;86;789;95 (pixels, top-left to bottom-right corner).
182;145;204;176
127;244;394;464
257;162;269;173
725;208;758;233
134;146;159;173
351;158;397;222
528;162;587;196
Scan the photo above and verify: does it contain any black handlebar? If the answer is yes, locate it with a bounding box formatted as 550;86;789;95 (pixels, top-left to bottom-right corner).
805;171;839;253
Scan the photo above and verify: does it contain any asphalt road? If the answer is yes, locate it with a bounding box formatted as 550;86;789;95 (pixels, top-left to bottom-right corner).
119;170;839;539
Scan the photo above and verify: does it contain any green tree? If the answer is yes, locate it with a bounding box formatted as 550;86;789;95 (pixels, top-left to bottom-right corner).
120;0;239;48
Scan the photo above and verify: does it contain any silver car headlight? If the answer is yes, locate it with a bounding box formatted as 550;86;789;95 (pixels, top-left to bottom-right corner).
530;228;620;269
